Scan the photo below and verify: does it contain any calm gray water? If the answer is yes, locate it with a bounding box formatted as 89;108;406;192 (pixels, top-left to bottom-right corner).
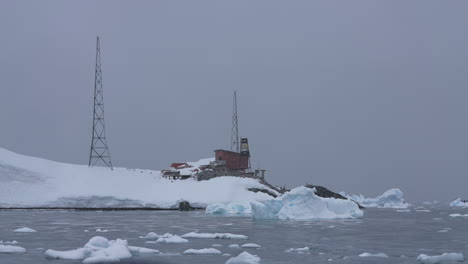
0;207;467;264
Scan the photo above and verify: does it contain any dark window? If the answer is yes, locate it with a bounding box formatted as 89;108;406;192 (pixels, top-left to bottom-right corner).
218;156;222;160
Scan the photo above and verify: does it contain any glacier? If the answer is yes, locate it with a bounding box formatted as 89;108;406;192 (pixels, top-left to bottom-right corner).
251;186;363;220
340;188;409;209
0;147;276;208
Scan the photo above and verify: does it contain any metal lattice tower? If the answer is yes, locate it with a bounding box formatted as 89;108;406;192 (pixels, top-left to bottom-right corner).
230;90;240;152
89;36;113;169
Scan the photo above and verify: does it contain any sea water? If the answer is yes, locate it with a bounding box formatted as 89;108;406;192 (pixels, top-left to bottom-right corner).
0;207;467;263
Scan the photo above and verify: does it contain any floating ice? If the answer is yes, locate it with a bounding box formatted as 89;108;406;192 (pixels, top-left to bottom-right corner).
241;243;261;248
212;244;223;247
156;233;188;243
183;248;222;255
14;227;36;232
285;247;310;253
251;187;363;220
0;245;27;253
450;198;468;208
95;229;108;232
228;244;241;248
226;251;261;264
206;202;252;215
0;240;18;244
449;214;468;217
140;232;160;240
340;188;409;208
359;252;389;258
417;253;464;264
181;232;248;239
45;236;159;263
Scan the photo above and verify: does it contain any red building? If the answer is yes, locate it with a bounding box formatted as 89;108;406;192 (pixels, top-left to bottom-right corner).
214;149;249;170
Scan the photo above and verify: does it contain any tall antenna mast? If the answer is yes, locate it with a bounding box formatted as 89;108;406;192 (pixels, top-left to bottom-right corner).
89;36;113;169
230;90;240;152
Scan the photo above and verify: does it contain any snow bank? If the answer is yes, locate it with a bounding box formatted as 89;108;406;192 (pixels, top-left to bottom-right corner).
14;227;36;232
45;236;159;263
0;147;276;208
359;252;388;258
206;202;252;215
251;187;363;220
450;198;468;208
417;253;464;264
0;245;26;253
340;188;409;208
156;233;188;243
182;232;248;239
183;248;222;255
226;252;261;264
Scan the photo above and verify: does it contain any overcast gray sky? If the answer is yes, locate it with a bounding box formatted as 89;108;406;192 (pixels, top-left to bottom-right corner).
1;1;468;202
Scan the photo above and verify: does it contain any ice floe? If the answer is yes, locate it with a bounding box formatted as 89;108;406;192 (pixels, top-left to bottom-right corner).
226;251;261;264
450;198;468;208
0;240;18;244
417;253;464;264
206;202;252;215
14;227;36;232
241;243;261;248
183;248;222;255
140;232;160;240
359;252;389;258
228;244;241;249
0;245;27;253
95;228;108;232
449;213;468;217
340;188;409;208
285;247;310;253
212;244;223;247
181;232;248;239
251;186;363;220
156;233;188;243
45;236;159;263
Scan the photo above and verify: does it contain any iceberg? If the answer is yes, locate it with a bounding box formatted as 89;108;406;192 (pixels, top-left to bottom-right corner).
0;245;27;253
181;232;248;239
450;198;468;208
13;227;36;232
183;248;222;255
251;186;363;220
417;253;464;264
359;252;388;258
156;233;188;243
340;188;409;208
226;252;261;264
45;236;159;263
205;202;252;215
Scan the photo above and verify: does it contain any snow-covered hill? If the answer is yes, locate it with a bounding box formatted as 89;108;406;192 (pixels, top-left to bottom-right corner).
0;148;276;208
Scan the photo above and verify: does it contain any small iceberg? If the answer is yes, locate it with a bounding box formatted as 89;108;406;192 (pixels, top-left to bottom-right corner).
14;227;36;233
0;245;27;253
183;248;222;255
251;186;363;220
241;243;261;248
156;233;188;243
285;247;310;253
340;188;409;208
450;198;468;208
359;252;388;258
206;202;252;215
226;251;261;264
417;253;464;264
181;232;248;239
45;236;159;263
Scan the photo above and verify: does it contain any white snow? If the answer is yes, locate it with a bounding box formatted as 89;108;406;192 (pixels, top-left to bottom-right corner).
359;252;389;258
183;248;222;255
241;243;261;248
450;198;468;208
340;188;409;208
0;147;275;208
181;232;248;239
206;202;252;215
45;236;159;263
251;186;363;220
156;233;188;243
0;245;27;253
417;253;464;264
13;227;36;232
226;251;261;264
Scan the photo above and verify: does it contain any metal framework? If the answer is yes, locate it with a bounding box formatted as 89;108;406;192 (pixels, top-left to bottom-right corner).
89;36;113;169
230;90;240;153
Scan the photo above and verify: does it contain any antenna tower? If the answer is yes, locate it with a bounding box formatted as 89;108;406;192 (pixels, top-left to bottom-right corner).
231;91;240;152
89;36;113;169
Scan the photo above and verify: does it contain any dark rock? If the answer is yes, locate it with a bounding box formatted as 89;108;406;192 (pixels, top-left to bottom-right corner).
248;188;278;198
305;185;365;209
178;201;193;211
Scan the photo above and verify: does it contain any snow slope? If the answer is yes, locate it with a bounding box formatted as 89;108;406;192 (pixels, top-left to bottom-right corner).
340;188;409;208
0;148;275;208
